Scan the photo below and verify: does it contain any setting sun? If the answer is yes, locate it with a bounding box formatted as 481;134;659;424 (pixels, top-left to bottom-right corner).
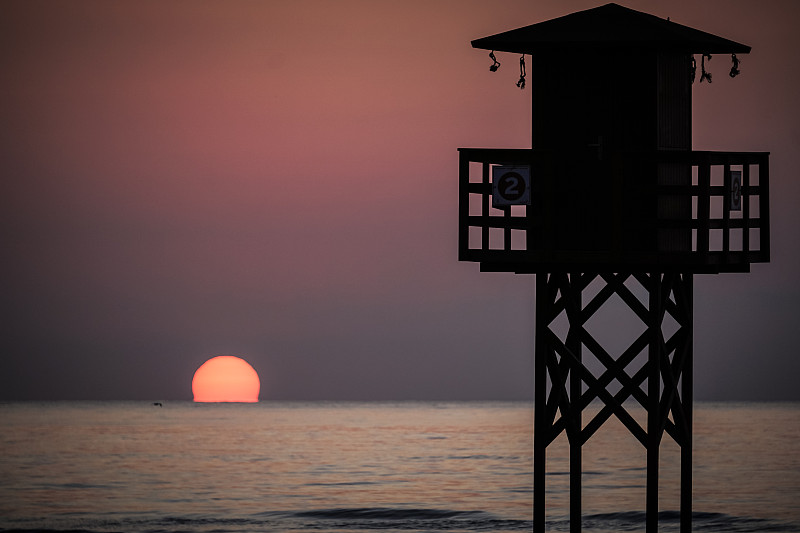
192;356;260;403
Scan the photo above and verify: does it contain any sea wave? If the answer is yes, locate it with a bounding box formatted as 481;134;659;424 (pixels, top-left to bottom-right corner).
566;510;800;533
3;508;799;533
289;507;530;530
0;508;531;533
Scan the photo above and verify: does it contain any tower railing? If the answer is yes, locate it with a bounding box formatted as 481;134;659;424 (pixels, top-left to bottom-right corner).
458;148;770;273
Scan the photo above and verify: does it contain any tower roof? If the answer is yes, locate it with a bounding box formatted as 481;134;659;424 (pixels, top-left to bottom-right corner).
471;3;751;55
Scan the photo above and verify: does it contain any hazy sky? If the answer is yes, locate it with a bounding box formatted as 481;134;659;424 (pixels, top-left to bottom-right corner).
2;0;799;401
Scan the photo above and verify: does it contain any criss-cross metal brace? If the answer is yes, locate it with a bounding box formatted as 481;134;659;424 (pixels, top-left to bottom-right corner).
534;272;693;533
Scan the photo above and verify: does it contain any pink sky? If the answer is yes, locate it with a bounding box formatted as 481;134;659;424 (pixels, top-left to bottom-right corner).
2;0;799;400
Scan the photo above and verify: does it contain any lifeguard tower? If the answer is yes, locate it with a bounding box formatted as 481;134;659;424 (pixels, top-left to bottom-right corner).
457;4;769;532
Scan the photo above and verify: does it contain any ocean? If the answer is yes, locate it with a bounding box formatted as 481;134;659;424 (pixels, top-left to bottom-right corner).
1;401;798;533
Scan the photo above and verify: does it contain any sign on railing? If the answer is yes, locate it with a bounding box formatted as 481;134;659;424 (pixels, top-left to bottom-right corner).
492;165;531;207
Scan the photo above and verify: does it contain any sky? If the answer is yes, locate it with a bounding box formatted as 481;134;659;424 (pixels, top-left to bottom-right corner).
2;0;799;402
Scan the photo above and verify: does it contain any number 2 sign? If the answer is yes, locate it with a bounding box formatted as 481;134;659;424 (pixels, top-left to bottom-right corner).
492;165;531;207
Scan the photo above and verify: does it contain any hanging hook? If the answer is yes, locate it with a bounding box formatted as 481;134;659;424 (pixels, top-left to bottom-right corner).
489;50;501;72
516;54;526;89
700;53;712;83
729;53;741;78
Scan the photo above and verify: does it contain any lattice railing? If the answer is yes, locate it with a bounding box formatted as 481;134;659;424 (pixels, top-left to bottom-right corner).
458;148;770;273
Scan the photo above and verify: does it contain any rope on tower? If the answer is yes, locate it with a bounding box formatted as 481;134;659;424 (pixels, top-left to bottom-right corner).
730;53;741;78
700;53;712;83
489;50;501;72
516;54;526;89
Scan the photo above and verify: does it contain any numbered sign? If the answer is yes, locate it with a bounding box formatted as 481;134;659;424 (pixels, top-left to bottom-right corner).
492;165;531;207
730;170;742;211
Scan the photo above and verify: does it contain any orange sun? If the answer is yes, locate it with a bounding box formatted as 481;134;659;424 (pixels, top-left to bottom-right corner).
192;355;260;402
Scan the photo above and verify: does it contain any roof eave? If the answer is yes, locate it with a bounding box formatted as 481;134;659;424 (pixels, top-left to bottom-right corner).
470;3;752;56
470;38;751;55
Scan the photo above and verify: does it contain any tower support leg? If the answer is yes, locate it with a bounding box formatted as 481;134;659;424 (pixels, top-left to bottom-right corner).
533;272;694;533
680;275;693;533
533;274;548;533
567;273;583;533
647;272;662;533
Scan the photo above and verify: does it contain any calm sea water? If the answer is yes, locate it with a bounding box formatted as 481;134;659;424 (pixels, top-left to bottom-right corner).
1;401;798;533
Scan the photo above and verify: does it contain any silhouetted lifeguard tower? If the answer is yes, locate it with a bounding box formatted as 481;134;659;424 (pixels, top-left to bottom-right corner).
457;4;769;532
